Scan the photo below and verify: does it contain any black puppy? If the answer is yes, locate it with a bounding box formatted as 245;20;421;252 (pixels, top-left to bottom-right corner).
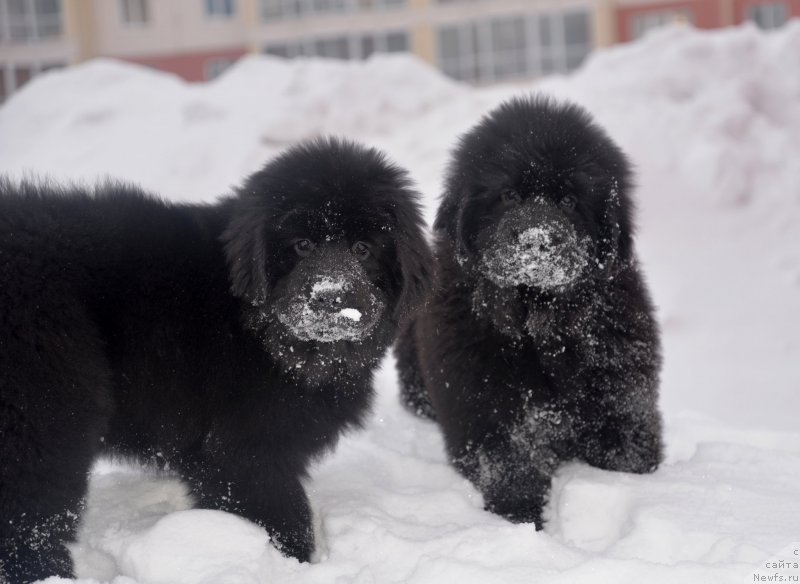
397;96;663;527
0;138;431;582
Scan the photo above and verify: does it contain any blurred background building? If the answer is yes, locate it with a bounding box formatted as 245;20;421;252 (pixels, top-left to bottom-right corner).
1;0;798;102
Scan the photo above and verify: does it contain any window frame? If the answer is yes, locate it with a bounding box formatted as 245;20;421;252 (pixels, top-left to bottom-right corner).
0;0;63;43
204;56;236;80
120;0;149;27
205;0;236;19
436;9;591;84
259;0;404;21
630;8;693;39
747;1;788;29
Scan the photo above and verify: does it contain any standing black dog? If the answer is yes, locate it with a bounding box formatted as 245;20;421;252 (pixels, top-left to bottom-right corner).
396;97;663;527
0;138;431;582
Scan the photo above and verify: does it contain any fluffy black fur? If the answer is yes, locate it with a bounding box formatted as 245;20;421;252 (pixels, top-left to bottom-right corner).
0;138;431;583
396;96;663;527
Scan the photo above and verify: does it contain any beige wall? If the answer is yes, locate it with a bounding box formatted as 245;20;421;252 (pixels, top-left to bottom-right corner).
593;0;618;46
0;38;74;64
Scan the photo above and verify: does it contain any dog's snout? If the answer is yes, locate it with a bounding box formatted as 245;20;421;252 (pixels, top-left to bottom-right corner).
548;232;565;246
313;290;343;307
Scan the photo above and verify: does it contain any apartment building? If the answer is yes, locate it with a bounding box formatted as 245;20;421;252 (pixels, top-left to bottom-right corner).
1;0;798;102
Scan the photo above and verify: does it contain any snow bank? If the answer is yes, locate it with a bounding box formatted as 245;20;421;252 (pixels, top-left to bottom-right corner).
3;20;799;584
0;54;460;204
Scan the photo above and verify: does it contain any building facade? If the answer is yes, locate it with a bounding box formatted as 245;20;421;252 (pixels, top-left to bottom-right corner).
1;0;799;102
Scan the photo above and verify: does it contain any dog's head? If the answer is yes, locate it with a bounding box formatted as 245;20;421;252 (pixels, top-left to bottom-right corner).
221;138;431;382
436;96;635;292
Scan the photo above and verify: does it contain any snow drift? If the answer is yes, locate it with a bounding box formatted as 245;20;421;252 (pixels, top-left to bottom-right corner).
1;20;799;584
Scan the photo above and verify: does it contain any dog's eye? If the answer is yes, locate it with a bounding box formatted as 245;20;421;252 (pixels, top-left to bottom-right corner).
559;194;577;209
500;189;522;204
294;239;315;257
352;241;370;260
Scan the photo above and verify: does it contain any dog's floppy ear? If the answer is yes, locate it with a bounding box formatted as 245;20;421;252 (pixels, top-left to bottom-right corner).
221;197;271;305
434;188;475;266
598;183;634;278
393;204;434;323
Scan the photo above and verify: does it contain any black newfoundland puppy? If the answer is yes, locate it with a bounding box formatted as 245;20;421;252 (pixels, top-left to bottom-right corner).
396;97;663;527
0;138;430;582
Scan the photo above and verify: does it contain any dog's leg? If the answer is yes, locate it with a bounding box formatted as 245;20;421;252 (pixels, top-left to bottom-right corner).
178;453;314;562
1;299;111;583
450;425;561;528
578;407;663;474
1;376;107;582
394;321;436;420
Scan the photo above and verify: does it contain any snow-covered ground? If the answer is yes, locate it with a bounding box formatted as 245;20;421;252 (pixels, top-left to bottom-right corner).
1;21;799;584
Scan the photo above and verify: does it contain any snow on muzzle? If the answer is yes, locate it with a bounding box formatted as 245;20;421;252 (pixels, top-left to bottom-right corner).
478;201;590;290
274;252;385;343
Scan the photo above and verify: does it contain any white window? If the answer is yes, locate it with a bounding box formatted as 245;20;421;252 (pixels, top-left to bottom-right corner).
385;31;407;52
0;0;63;43
749;2;788;29
438;24;479;82
630;9;692;39
0;60;64;102
437;10;591;84
563;10;590;71
352;0;405;9
314;35;350;59
120;0;148;26
260;0;299;20
489;18;527;81
205;0;235;18
312;0;348;14
259;0;402;21
264;30;407;60
204;57;236;80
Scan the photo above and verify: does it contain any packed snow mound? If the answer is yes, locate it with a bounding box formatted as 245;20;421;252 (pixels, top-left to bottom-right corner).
539;21;800;207
0;53;461;203
2;20;800;584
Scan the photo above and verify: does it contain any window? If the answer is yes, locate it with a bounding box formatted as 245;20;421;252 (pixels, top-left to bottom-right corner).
0;60;62;101
563;10;590;71
205;0;235;18
264;30;407;60
385;31;407;52
121;0;148;25
353;0;405;9
438;24;479;82
630;9;692;39
749;2;788;29
312;0;348;13
360;35;375;59
204;57;236;79
34;0;60;37
489;18;526;80
0;0;63;43
13;64;32;87
437;10;591;84
7;0;29;41
314;36;350;59
259;0;403;21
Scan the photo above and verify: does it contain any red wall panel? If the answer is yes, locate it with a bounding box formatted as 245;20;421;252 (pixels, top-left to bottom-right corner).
121;47;248;82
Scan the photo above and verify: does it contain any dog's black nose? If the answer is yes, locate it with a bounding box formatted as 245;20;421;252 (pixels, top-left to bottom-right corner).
313;290;344;308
